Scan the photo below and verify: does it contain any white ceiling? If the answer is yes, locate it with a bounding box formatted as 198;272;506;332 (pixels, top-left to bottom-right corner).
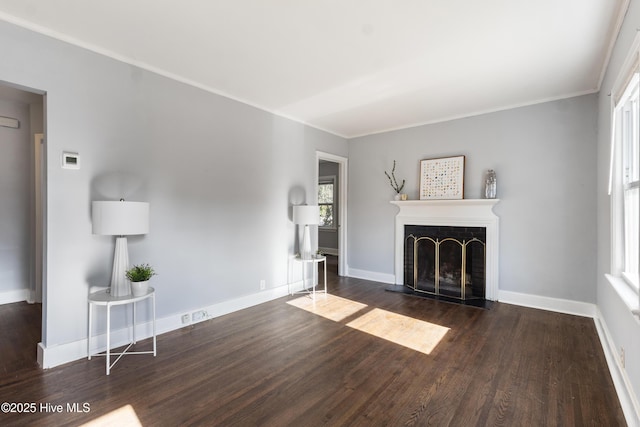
0;0;628;138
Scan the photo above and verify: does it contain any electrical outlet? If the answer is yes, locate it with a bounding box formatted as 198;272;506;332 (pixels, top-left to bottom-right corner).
192;310;207;322
181;314;190;324
621;347;625;368
260;279;266;290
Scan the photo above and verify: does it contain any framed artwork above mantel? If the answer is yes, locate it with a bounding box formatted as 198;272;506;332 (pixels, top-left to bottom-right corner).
419;155;465;200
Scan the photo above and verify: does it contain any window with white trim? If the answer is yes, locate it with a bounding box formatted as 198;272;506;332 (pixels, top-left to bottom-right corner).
611;41;640;293
318;176;336;229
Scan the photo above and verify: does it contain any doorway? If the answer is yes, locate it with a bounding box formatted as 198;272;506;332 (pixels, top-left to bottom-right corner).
316;152;347;276
0;82;46;372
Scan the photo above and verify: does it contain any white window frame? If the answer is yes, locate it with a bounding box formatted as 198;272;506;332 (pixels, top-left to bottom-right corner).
318;175;337;231
610;34;640;296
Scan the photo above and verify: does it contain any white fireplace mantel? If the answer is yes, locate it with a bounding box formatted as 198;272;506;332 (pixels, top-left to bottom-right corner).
390;199;500;300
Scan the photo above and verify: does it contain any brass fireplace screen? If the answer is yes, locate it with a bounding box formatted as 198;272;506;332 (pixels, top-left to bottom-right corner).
404;226;486;301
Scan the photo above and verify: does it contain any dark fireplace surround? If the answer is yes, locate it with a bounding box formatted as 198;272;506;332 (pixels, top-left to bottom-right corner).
404;225;486;301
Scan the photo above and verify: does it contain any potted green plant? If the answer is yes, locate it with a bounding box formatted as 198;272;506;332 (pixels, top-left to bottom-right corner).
125;263;157;296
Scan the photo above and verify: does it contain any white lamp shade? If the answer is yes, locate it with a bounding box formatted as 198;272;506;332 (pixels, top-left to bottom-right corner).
92;201;150;236
293;205;320;225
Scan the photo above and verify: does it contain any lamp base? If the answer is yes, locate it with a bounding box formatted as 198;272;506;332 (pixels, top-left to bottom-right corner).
301;224;313;260
110;236;131;297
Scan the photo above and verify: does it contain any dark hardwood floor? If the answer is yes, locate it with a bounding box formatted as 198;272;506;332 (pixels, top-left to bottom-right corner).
0;301;41;376
0;257;626;426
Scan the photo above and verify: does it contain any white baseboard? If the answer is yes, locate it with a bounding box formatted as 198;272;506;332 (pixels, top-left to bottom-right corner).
498;289;597;318
594;307;640;427
346;267;395;284
342;269;599;317
38;281;300;369
0;288;30;305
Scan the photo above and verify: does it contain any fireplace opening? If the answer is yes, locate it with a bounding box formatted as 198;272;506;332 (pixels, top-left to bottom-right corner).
404;225;486;301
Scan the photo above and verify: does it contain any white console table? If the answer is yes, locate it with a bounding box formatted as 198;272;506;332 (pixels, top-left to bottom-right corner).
292;255;327;299
88;287;157;375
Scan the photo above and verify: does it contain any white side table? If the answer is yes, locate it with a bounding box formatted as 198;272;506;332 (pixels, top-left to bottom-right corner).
88;287;157;375
293;255;327;299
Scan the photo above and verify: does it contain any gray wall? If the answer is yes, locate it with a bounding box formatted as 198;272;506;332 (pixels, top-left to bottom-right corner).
348;94;598;302
0;20;347;348
0;98;31;296
596;0;640;412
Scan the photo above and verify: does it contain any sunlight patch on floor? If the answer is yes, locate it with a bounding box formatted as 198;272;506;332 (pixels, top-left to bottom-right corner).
287;294;367;322
80;404;142;427
346;308;450;355
288;294;449;355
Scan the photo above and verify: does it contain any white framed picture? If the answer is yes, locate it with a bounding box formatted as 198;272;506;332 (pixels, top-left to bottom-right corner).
419;155;465;200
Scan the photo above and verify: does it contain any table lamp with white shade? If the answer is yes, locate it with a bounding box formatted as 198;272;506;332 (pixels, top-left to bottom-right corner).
92;200;149;297
293;205;319;260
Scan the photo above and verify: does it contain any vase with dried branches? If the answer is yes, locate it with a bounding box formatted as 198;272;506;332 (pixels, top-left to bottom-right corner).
384;160;407;200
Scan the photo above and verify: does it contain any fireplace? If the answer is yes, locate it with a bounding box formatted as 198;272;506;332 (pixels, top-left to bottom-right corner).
391;199;500;301
404;225;486;301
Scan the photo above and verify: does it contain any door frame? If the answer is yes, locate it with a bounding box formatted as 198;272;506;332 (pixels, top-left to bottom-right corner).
33;133;44;303
316;151;348;276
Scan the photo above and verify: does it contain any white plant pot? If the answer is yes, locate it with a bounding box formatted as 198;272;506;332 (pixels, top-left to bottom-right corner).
130;280;150;297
